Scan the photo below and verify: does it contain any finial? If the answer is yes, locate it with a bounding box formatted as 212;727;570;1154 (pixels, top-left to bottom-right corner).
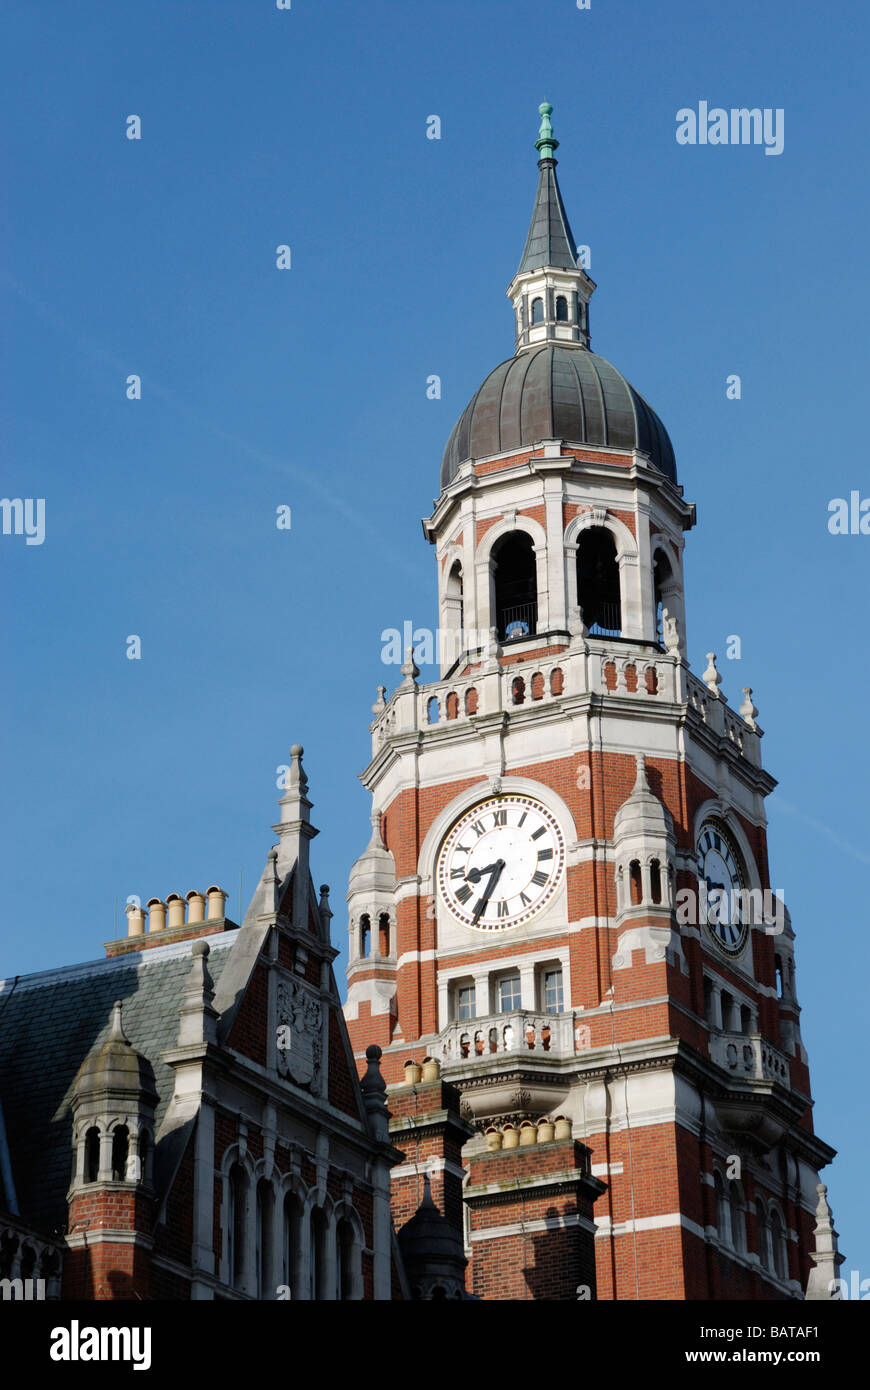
287;744;309;794
372;685;387;715
420;1172;437;1210
702;653;723;697
739;686;758;729
535;101;559;160
400;646;420;686
109;1000;129;1043
359;1043;390;1139
633;753;650;791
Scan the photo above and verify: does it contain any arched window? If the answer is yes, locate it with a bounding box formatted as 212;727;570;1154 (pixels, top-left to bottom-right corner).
378;913;390;957
111;1125;129;1181
730;1183;747;1254
511;676;526;705
464;687;478;715
756;1200;771;1270
336;1218;359;1300
714;1171;729;1242
445;691;459;720
493;532;537;640
577;528;621;636
228;1163;248;1290
531;297;544;324
309;1207;328;1300
84;1127;100;1184
426;696;440;724
770;1206;788;1280
359;914;370;958
283;1192;303;1299
256;1179;274;1299
555;295;568;321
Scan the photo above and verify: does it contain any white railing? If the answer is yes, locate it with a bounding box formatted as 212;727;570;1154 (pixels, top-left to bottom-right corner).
433;1010;575;1065
709;1032;790;1086
371;637;690;752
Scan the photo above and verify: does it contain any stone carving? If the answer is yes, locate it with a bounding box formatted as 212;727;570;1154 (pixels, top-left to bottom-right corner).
276;977;323;1093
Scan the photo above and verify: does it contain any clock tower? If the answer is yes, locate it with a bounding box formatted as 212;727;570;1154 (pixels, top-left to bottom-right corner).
345;105;837;1300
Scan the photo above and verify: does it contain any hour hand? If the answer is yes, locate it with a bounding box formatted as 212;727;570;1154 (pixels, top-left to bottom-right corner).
471;859;506;924
467;861;499;884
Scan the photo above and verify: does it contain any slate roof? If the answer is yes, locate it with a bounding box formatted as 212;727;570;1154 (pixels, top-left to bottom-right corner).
440;343;677;489
517;157;579;274
0;932;237;1235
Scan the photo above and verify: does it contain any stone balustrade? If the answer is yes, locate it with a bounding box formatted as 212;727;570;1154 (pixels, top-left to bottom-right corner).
432;1010;575;1065
709;1031;790;1086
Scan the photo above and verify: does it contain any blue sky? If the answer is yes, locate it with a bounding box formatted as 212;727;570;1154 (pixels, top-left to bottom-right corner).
2;0;867;1276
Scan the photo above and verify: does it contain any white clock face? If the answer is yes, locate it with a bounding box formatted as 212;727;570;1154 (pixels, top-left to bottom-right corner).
696;820;749;956
437;795;565;931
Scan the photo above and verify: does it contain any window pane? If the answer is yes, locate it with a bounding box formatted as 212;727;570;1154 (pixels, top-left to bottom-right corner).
498;975;521;1012
544;969;563;1013
457;985;475;1020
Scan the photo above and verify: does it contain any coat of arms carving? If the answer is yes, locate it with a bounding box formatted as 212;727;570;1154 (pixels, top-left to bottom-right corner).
276;977;323;1092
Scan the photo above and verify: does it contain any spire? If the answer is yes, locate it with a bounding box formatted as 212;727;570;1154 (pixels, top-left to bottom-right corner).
517;103;579;274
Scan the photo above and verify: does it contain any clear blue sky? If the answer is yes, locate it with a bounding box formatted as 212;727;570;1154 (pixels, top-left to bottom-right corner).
2;0;867;1277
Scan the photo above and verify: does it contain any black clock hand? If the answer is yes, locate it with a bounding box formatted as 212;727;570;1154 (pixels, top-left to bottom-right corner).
471;859;505;924
466;861;500;884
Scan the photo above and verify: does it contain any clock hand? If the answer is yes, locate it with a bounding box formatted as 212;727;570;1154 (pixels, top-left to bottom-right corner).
471;859;505;924
466;861;500;884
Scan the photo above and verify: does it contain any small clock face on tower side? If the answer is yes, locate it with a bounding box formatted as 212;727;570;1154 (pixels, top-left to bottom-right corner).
696;819;749;956
437;795;565;931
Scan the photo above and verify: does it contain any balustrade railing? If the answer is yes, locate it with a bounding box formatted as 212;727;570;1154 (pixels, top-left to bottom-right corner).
433;1010;575;1064
709;1031;790;1086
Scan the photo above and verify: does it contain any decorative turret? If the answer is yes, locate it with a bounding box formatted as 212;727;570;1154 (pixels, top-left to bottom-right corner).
65;1001;158;1298
396;1175;467;1300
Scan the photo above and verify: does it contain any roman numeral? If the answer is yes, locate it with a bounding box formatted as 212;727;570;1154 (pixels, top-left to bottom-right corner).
537;848;553;861
532;870;548;886
493;809;507;826
456;884;472;904
471;821;485;838
519;892;531;906
531;826;547;840
497;900;509;918
456;844;471;854
517;811;527;827
450;868;465;879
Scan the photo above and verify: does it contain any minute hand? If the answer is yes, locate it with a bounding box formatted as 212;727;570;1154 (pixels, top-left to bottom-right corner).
471;859;506;924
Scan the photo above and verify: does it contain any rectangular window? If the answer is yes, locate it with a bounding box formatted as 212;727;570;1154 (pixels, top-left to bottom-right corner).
543;968;564;1013
456;984;475;1021
498;974;521;1013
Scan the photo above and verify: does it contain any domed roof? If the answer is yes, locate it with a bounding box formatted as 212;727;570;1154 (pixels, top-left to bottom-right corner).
73;1001;157;1104
440;343;676;491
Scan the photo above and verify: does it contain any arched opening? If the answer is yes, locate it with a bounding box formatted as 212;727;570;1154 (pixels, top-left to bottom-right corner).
649;859;662;905
493;532;537;641
138;1128;150;1184
256;1179;274;1299
111;1125;129;1181
770;1207;788;1280
531;297;544;324
309;1207;329;1300
714;1171;729;1242
445;691;459;720
511;676;525;705
730;1183;747;1254
464;687;478;715
426;696;439;724
756;1201;771;1270
228;1163;248;1290
378;913;390;957
283;1192;303;1299
555;295;568;321
336;1218;358;1300
629;860;642;906
577;528;621;636
445;561;464;635
84;1127;100;1184
653;549;679;647
359;914;370;959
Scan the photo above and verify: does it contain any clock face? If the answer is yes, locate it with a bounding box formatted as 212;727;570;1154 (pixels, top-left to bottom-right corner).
437;795;565;931
696;820;749;956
